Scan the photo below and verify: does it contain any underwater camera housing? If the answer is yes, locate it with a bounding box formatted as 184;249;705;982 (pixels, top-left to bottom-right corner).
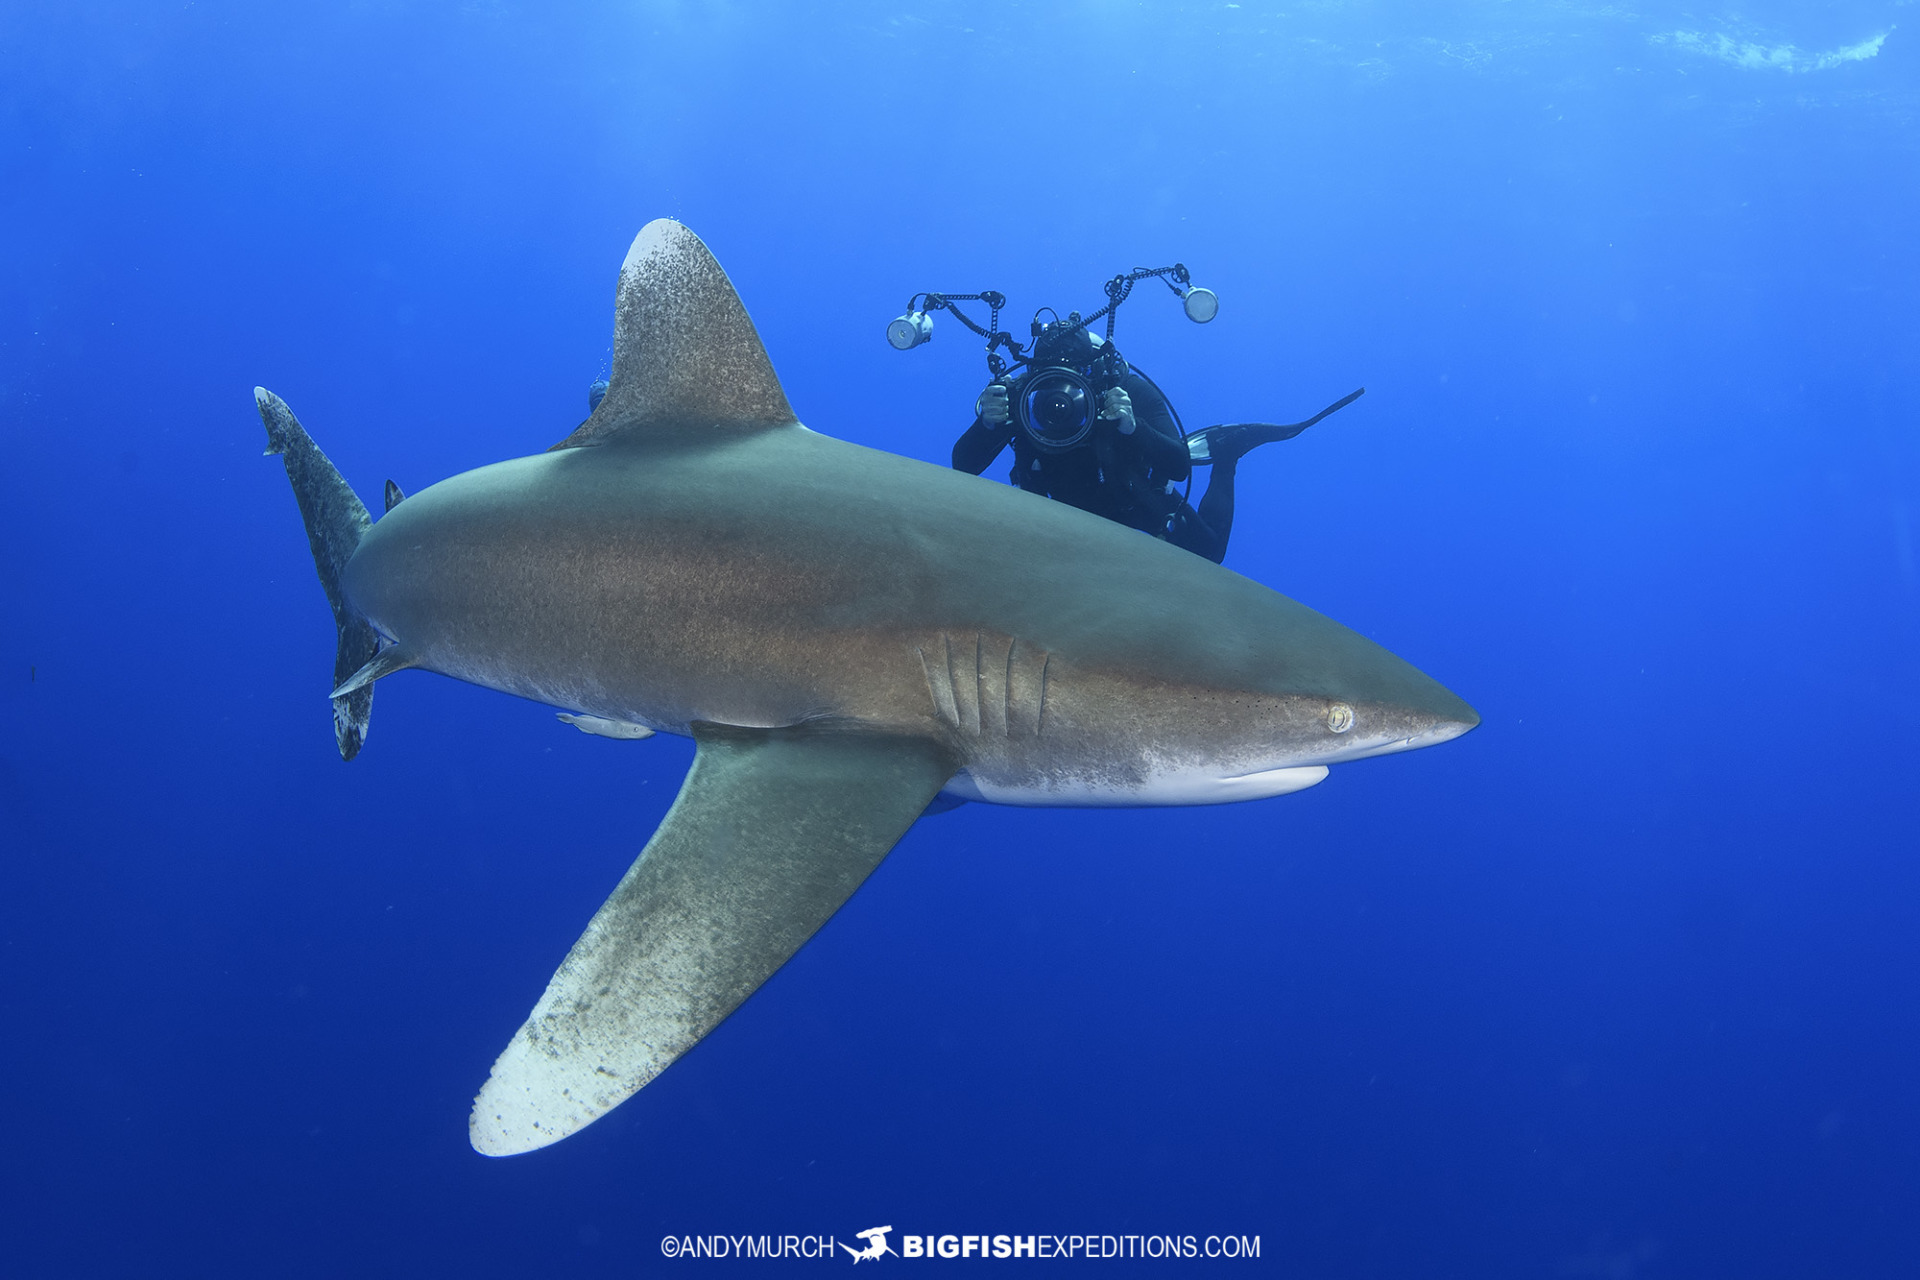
885;264;1214;450
1008;315;1132;454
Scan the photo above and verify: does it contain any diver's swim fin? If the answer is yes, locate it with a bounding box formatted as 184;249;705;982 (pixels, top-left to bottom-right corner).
1187;387;1366;465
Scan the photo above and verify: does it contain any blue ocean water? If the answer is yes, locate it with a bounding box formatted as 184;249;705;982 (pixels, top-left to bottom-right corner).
3;2;1916;1275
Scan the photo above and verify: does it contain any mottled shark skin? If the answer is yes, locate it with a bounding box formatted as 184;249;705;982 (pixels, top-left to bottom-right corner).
259;219;1478;1157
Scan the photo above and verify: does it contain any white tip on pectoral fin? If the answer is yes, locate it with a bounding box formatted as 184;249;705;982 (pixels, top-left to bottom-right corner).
471;1023;646;1156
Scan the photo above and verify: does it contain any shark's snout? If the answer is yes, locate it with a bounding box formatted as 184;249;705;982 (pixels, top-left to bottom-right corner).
1335;687;1479;763
1396;706;1480;753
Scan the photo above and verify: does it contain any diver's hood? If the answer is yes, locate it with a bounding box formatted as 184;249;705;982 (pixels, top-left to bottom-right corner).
1034;323;1101;368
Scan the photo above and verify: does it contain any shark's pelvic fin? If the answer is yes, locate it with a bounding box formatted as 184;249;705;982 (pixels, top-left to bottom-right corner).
256;387;379;761
383;479;406;512
330;644;420;700
550;219;796;450
470;722;958;1156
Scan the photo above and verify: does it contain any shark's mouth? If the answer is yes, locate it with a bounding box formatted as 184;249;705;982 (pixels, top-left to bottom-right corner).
1308;716;1480;766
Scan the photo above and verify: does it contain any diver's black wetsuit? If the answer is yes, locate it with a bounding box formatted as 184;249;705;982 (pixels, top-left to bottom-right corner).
951;369;1237;563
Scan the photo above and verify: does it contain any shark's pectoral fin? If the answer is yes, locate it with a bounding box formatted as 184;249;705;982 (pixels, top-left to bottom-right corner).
469;722;958;1157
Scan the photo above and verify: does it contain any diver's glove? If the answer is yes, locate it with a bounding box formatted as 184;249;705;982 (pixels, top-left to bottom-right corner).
1099;386;1136;435
976;382;1011;427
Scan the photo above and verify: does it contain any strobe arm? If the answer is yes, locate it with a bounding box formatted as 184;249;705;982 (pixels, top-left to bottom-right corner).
887;290;1009;352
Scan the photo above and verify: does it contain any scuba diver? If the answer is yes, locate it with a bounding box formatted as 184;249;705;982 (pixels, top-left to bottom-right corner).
950;316;1358;564
891;267;1362;565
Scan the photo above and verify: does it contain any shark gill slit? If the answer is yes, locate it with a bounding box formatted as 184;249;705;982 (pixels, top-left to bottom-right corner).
946;633;980;736
1006;640;1021;740
916;645;959;728
1038;651;1050;735
976;633;1007;740
921;636;1050;739
972;634;986;736
963;635;981;735
944;634;960;730
1002;637;1047;738
942;635;954;726
945;635;960;731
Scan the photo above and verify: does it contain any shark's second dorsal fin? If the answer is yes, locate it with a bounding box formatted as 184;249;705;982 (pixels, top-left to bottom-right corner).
551;220;795;450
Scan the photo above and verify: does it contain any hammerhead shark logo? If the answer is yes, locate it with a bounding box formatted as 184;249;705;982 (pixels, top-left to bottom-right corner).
259;218;1478;1157
839;1226;894;1263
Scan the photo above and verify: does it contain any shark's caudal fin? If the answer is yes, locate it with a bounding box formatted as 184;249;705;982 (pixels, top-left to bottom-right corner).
550;219;796;450
256;387;380;760
470;722;957;1156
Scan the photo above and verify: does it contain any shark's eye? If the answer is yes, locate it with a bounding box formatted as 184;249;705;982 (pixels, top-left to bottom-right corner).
1326;703;1354;733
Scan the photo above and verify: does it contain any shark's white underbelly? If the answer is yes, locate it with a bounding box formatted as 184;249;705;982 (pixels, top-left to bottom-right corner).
941;762;1328;808
444;651;1332;809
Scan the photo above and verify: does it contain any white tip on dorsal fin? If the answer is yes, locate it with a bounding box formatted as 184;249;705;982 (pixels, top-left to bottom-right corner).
553;220;795;449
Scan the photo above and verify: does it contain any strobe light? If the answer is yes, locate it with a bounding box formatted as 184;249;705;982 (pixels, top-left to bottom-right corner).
887;310;933;350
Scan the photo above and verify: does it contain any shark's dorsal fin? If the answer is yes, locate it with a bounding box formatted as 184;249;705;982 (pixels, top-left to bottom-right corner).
551;220;795;449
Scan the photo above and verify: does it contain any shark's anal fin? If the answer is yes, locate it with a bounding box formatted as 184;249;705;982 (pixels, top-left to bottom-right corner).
549;219;796;451
470;723;957;1156
383;479;406;512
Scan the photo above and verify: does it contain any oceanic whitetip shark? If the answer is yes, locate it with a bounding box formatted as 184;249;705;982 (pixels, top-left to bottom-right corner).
259;219;1478;1157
